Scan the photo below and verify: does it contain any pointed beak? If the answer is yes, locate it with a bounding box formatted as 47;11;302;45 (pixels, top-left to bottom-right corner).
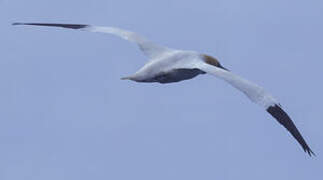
219;64;229;71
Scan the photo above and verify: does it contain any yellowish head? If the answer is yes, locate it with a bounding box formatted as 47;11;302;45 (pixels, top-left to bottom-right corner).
202;54;228;71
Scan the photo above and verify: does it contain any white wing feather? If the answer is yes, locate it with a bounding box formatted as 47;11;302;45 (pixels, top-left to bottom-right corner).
12;23;171;59
83;26;171;58
197;62;314;156
197;62;278;108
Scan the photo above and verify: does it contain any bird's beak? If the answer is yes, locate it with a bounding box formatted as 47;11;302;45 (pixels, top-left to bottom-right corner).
218;64;229;71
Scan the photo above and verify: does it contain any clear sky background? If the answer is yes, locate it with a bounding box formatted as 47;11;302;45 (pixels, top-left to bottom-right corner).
0;0;322;179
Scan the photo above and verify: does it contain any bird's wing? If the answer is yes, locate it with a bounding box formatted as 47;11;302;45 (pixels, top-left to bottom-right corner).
196;62;314;156
12;22;171;59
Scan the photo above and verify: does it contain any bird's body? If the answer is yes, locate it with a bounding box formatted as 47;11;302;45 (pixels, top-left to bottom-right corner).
13;22;315;156
125;50;205;83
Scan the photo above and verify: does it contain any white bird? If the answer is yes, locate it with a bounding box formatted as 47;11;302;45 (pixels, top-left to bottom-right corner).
13;22;314;156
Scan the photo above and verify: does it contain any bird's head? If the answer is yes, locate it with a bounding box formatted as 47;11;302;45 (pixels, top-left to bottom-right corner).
202;54;229;71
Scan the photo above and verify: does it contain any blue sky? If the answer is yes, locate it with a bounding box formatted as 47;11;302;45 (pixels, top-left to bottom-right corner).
0;0;322;179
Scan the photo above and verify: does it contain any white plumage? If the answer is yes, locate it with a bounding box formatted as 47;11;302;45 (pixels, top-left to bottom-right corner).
13;22;314;156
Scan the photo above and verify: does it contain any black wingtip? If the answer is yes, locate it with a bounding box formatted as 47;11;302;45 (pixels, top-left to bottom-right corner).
12;22;24;26
12;22;89;29
266;104;315;157
305;148;316;157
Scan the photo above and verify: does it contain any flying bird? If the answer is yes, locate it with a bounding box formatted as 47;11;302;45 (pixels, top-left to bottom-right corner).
13;22;315;156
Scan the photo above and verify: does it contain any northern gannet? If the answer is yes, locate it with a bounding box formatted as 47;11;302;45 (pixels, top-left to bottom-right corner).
13;22;315;156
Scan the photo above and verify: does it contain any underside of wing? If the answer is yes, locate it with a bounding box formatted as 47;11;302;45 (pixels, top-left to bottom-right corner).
197;62;314;156
13;22;171;59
